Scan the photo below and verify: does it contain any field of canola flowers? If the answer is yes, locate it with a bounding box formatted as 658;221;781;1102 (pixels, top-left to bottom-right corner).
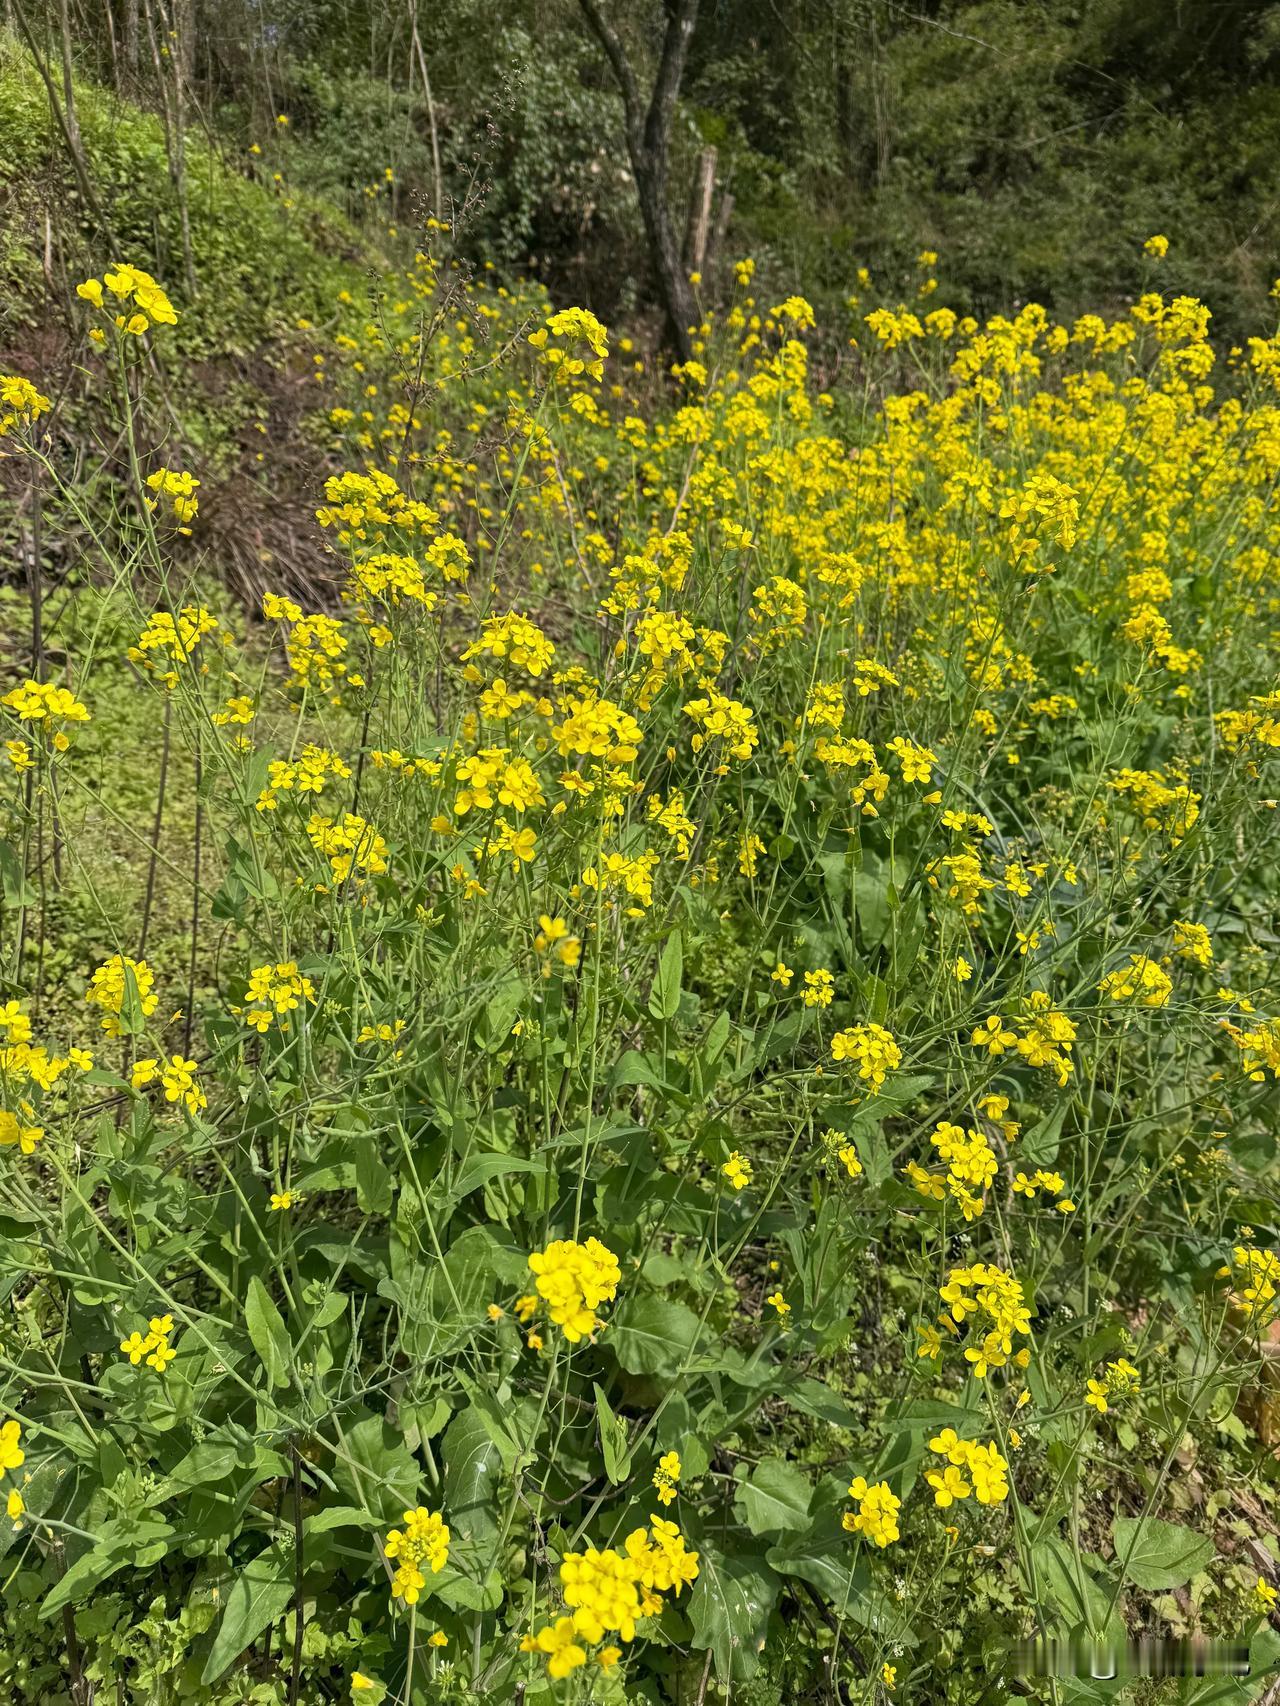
1;243;1280;1704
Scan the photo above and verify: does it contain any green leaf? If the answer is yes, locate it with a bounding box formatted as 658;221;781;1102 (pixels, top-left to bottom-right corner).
458;1376;526;1473
332;1413;421;1525
1032;1536;1121;1637
355;1137;393;1214
116;961;149;1038
384;1223;506;1357
480;973;524;1050
649;930;683;1021
609;1294;703;1378
432;1563;505;1614
687;1541;779;1682
735;1458;812;1536
594;1384;632;1484
201;1543;295;1683
0;840;34;908
443;1406;502;1548
1112;1514;1215;1590
607;1050;686;1099
155;1431;255;1499
767;1505;867;1605
882;1397;982;1433
782;1376;857;1429
447;1150;544;1207
41;1518;164;1616
244;1276;291;1391
303;1505;380;1536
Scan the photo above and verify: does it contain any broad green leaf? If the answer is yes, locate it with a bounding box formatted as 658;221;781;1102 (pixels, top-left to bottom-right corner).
782;1376;857;1429
41;1518;171;1616
649;930;683;1021
432;1562;506;1613
607;1050;689;1102
770;1483;920;1642
882;1397;982;1433
480;973;524;1050
355;1137;393;1214
155;1431;255;1500
244;1276;290;1391
0;840;34;907
1032;1536;1121;1637
384;1223;505;1357
201;1542;294;1682
735;1458;812;1536
332;1412;421;1523
1112;1514;1215;1590
594;1384;632;1484
303;1505;380;1536
609;1294;703;1379
767;1507;867;1606
687;1541;779;1682
447;1150;544;1206
443;1406;502;1547
459;1376;526;1472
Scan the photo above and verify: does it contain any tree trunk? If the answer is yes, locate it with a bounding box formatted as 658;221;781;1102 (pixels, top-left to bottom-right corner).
578;0;699;365
709;186;733;267
123;0;139;78
683;143;716;276
635;155;694;363
410;5;443;217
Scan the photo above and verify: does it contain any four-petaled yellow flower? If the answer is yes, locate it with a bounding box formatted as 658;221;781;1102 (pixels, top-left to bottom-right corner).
721;1150;752;1190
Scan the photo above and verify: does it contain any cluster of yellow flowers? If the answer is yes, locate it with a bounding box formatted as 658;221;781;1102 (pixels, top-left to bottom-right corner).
383;1506;450;1604
1226;1246;1280;1323
0;1106;44;1156
85;953;158;1036
1098;954;1173;1008
970;993;1077;1087
0;1418;24;1527
131;1054;207;1116
830;1022;902;1090
236;962;317;1032
129;606;219;681
522;1238;621;1344
843;1476;901;1546
306;813;388;882
528;306;610;384
721;1150;752;1190
119;1313;177;1374
520;1515;698;1678
261;595;355;696
651;1450;681;1506
76;264;178;337
315;466;438;546
144;467;200;532
2;680;91;761
533;915;581;971
1084;1357;1142;1413
256;745;351;812
925;1430;1010;1506
464;612;557;677
0;373;51;436
0;1001;91;1097
928;1263;1034;1378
